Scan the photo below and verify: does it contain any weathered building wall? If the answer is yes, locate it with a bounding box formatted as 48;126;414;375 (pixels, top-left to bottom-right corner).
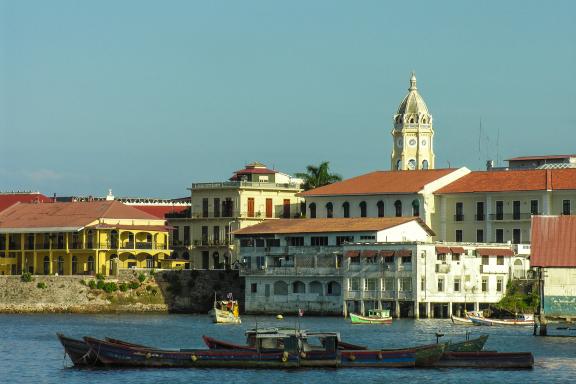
542;267;576;317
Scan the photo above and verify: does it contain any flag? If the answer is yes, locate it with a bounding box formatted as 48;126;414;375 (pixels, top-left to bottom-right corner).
298;308;304;317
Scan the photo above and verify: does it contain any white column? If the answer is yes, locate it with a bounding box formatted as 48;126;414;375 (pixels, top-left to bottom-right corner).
426;302;431;318
414;301;420;318
447;302;453;317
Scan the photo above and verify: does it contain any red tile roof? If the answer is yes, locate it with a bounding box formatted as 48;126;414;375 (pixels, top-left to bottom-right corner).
531;216;576;267
233;217;435;236
300;169;457;196
0;193;52;213
507;155;576;161
130;205;188;219
476;248;514;257
436;169;576;194
0;201;163;230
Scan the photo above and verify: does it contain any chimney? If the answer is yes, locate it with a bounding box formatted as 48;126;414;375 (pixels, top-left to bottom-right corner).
486;160;494;171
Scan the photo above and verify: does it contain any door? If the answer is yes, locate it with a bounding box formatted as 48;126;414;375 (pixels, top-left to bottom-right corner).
283;199;291;218
266;198;273;218
247;198;255;217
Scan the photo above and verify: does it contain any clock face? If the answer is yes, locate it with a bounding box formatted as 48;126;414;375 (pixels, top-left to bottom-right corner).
408;138;417;147
408;159;416;170
421;139;427;146
396;137;403;148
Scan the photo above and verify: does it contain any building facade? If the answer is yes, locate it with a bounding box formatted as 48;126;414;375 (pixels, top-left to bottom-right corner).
0;201;173;276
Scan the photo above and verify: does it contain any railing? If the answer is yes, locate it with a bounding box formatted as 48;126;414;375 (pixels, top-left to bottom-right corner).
191;181;301;190
475;214;485;221
344;290;409;300
240;266;342;277
189;210;298;220
454;214;464;221
489;213;532;221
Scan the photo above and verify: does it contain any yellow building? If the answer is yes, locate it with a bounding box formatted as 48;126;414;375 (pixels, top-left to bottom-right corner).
0;201;172;276
168;162;303;269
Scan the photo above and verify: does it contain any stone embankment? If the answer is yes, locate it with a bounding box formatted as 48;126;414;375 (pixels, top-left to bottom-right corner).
0;271;168;314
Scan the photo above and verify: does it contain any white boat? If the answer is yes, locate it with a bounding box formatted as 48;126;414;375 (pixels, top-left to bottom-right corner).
210;295;241;324
451;311;484;325
468;313;534;326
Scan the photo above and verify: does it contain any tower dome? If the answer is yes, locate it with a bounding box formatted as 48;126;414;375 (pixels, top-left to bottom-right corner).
395;73;430;117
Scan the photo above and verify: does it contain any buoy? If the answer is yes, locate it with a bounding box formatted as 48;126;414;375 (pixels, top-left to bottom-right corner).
276;314;284;320
191;354;198;362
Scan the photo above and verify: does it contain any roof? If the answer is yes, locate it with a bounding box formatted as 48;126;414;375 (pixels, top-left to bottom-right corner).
507;155;576;161
0;201;163;231
531;216;576;267
299;169;457;197
233;217;435;236
0;193;52;213
476;248;515;257
396;74;430;116
130;205;189;219
436;169;576;194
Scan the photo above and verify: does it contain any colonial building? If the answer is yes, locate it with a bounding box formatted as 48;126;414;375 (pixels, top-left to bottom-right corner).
234;217;434;315
0;201;173;276
391;73;435;171
168;162;303;270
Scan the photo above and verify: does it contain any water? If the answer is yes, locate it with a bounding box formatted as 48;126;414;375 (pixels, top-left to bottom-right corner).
1;314;575;384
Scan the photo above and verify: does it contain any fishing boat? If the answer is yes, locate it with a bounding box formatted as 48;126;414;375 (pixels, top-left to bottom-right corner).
446;334;488;352
434;351;534;369
451;311;484;325
210;293;241;324
468;313;535;326
350;309;392;324
381;343;446;367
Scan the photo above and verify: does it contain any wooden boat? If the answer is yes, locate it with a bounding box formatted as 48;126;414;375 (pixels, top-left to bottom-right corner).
446;335;488;352
339;349;415;368
451;311;484;325
57;333;100;366
210;296;241;324
381;343;446;367
434;351;534;369
468;313;535;326
350;309;392;324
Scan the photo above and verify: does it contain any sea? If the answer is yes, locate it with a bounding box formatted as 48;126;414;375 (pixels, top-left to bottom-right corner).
0;314;575;384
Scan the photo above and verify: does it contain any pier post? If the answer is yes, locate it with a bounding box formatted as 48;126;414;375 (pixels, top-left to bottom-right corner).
360;300;365;316
426;302;431;318
394;300;400;318
447;302;453;318
474;302;480;311
343;301;348;318
414;301;420;318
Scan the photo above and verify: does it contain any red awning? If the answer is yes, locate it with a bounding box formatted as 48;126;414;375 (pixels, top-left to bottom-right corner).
345;250;361;258
361;250;378;257
379;250;395;257
435;246;451;254
476;248;514;257
396;249;412;257
450;246;465;254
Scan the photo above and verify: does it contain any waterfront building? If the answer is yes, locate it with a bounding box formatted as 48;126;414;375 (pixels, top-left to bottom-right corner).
234;217;434;315
0;201;173;276
168;162;303;270
342;241;529;318
391;73;435;171
435;168;576;243
530;215;576;321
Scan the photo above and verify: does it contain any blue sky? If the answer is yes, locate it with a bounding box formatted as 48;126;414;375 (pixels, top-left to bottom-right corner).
1;0;575;197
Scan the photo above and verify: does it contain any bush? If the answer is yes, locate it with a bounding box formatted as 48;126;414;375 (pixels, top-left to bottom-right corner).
119;283;128;292
96;280;105;290
20;272;33;283
138;273;146;283
149;269;156;276
95;273;105;281
102;282;118;293
80;280;87;286
37;282;47;289
145;285;152;291
150;288;158;296
88;280;97;289
128;281;140;290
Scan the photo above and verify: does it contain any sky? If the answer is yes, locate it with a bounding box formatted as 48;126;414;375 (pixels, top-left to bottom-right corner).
1;0;575;198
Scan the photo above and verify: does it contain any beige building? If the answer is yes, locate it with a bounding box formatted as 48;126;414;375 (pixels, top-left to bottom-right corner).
168;163;303;269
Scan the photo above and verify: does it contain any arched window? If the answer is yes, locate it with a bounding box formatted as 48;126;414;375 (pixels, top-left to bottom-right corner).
412;199;420;217
342;202;350;218
309;281;323;296
326;202;333;218
396;159;402;170
377;201;385;217
409;117;414;123
293;281;306;294
57;256;64;275
359;201;367;217
422;117;427;124
273;281;288;295
71;256;78;275
327;281;341;296
309;203;316;219
422;160;429;170
87;256;95;274
394;200;402;217
43;256;50;275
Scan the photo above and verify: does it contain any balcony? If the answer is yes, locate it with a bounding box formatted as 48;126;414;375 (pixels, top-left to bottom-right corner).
191;181;301;191
489;213;532;221
480;264;508;274
435;263;451;273
240;265;342;277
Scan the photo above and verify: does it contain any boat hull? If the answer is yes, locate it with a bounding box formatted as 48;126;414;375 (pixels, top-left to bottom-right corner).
57;333;100;366
469;315;535;326
349;313;392;324
435;351;534;369
446;335;488;352
211;308;242;324
451;315;473;325
339;349;415;368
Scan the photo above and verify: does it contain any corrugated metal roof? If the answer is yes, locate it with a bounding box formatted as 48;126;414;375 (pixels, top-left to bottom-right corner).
531;215;576;267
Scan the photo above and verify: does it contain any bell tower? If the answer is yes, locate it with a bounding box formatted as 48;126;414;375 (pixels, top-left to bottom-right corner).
391;73;435;171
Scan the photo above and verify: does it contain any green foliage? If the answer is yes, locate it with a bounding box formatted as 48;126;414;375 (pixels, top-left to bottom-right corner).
128;281;140;290
36;282;47;289
145;285;152;291
150;288;158;296
119;282;128;292
294;161;342;191
102;282;118;293
95;273;105;281
20;272;33;283
80;280;87;286
96;280;105;290
88;280;97;289
149;269;156;276
494;280;539;314
138;273;146;283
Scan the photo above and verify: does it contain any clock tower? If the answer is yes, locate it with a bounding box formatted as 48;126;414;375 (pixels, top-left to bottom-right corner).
391;73;435;171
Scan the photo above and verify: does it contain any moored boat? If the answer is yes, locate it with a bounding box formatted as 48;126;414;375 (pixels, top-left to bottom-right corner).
468;314;535;326
381;343;446;367
210;294;241;324
434;351;534;369
57;333;100;366
446;335;488;352
451;311;484;325
350;309;392;324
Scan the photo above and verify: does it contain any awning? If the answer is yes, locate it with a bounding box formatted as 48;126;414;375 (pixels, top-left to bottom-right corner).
379;250;395;257
435;246;451;254
450;246;465;254
345;250;361;258
396;249;412;257
361;250;378;257
476;248;514;257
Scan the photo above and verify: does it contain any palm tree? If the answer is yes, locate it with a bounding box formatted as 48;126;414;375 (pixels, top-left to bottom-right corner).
294;161;342;191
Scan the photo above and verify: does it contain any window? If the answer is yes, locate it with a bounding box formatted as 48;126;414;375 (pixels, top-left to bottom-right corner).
396;159;401;170
365;278;378;291
437;277;444;292
384;256;394;264
326;202;333;218
251;283;257;293
402;256;412;264
289;237;304;246
513;201;521;220
412;199;420;217
482;277;488;292
214;198;220;218
513;228;521;244
563;200;571;215
394;200;402;217
455;202;464;221
201;226;208;245
309;203;316;218
497;256;504;265
437;253;446;262
336;236;354;245
482;255;489;265
476;229;484;242
530;200;539;215
476;202;485;221
497;277;503;292
377;201;384;217
422;160;429;169
71;256;77;274
455;230;463;242
283;199;291;218
359;201;367;217
202;198;209;217
183;226;190;245
255;239;265;247
496;228;504;243
343;202;350;218
350;278;360;291
400;277;412;292
496;201;504;220
360;235;375;240
421;277;425;291
222;198;234;217
454;278;461;292
311;237;328;246
213;226;220;244
26;234;34;250
452;253;461;262
256;255;265;269
384;278;394;292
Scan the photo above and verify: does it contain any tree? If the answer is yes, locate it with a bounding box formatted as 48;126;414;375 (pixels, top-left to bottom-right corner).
294;161;342;191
